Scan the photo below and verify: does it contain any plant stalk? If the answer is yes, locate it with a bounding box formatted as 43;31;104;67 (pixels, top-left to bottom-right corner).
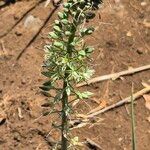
131;84;136;150
61;81;68;150
61;23;76;150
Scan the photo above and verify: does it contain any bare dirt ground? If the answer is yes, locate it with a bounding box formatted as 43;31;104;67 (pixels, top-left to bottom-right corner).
0;0;150;149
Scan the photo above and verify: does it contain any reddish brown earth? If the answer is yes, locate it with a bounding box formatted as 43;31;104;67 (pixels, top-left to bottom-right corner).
0;0;150;149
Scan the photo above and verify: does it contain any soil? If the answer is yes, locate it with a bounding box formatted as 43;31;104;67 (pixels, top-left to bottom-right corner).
0;0;150;150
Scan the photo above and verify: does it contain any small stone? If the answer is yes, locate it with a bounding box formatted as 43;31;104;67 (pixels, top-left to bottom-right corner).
126;31;132;37
118;125;122;128
24;15;42;31
147;116;150;123
136;48;144;54
14;15;19;20
106;41;116;48
10;80;14;84
21;79;26;84
14;134;21;142
118;137;123;142
0;139;6;144
141;2;147;6
15;31;22;36
139;13;144;19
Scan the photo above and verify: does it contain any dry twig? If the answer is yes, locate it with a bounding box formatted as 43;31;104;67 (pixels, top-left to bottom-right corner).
76;64;150;87
87;85;150;118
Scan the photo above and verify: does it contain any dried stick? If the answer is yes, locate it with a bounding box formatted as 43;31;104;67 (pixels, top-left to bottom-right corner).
0;0;45;38
76;64;150;87
87;85;150;118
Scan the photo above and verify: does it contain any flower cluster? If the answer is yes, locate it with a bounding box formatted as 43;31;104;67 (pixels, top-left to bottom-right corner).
41;0;102;149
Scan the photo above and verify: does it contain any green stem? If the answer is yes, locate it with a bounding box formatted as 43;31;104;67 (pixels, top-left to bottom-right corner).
61;24;76;150
61;81;68;150
131;85;136;150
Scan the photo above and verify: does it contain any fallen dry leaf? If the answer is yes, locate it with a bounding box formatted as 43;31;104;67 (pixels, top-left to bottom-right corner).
88;99;107;114
143;94;150;110
90;97;101;104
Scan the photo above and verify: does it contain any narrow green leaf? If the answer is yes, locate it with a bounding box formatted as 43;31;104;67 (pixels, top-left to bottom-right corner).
55;20;60;25
39;86;52;91
54;91;63;102
85;47;94;53
76;91;93;99
64;8;69;12
65;31;71;36
53;26;61;32
41;91;51;97
54;41;64;48
63;2;71;8
61;19;68;24
81;27;95;37
49;32;59;39
58;12;64;19
78;50;86;56
41;71;53;77
43;80;52;86
58;12;67;19
41;102;54;107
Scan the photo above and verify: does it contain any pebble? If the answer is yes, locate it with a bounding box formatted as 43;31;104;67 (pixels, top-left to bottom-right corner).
13;133;21;142
21;79;26;84
136;48;144;54
14;15;19;20
24;15;42;31
118;137;123;142
15;31;22;36
141;2;147;6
